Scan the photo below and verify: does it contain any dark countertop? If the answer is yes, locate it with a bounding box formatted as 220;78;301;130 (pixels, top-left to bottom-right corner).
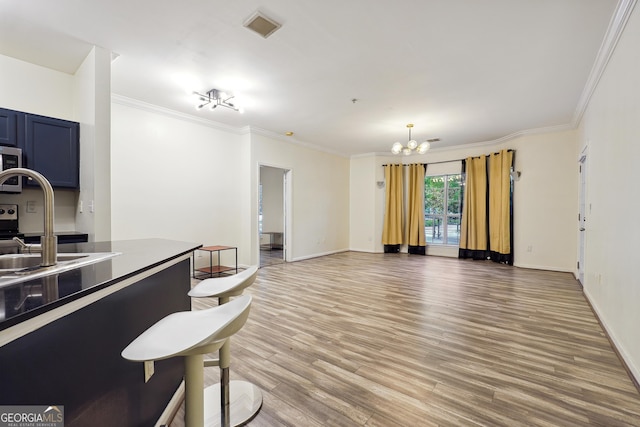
0;238;201;332
22;231;88;237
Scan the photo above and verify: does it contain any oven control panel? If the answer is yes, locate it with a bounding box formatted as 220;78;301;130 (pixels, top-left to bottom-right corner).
0;204;18;221
0;204;20;235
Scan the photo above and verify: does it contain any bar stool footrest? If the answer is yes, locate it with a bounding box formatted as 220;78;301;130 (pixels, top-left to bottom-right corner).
204;358;220;367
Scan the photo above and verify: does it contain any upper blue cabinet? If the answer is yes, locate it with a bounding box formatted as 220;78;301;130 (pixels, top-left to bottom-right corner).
22;114;80;189
0;107;80;190
0;108;19;147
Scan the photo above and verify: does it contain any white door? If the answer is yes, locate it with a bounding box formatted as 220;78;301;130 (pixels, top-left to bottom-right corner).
578;154;587;285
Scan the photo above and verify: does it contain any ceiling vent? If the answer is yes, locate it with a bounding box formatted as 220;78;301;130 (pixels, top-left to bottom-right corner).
243;12;281;38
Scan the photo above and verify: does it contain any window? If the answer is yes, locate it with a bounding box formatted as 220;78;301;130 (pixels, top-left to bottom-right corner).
424;174;463;245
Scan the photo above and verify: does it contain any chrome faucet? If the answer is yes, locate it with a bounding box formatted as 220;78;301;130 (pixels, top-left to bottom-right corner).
0;168;57;267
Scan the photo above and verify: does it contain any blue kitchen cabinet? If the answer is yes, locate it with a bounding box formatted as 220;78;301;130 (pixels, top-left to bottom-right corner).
21;113;80;189
0;108;19;146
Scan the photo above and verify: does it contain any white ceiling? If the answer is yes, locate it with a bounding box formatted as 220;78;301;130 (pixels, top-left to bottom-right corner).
0;0;620;156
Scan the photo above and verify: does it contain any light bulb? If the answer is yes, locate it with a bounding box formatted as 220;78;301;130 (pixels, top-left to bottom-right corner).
407;139;418;150
417;141;430;154
402;147;412;156
391;142;403;154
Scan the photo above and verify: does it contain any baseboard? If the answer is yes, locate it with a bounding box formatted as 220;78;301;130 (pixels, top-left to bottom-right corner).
582;288;640;393
512;262;573;273
291;248;349;262
348;247;377;253
155;381;184;427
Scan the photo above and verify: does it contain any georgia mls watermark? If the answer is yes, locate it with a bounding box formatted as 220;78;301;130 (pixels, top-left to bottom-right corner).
0;406;64;427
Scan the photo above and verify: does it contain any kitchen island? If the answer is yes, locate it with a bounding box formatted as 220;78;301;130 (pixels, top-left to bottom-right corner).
0;238;201;427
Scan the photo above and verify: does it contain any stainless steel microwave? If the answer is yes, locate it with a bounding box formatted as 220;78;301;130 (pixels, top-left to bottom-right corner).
0;146;22;193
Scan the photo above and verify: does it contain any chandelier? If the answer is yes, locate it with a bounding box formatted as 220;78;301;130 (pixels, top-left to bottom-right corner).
391;124;437;155
193;89;244;113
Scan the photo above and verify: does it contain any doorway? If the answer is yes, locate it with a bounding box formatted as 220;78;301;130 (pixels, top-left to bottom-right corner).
259;165;290;267
578;150;587;285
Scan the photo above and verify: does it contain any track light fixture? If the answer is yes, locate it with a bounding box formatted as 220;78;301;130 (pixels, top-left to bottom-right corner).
193;89;244;113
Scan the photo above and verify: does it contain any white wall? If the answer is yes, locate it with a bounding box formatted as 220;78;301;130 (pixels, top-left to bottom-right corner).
349;156;378;252
0;54;74;119
510;130;578;271
349;131;579;273
578;3;640;381
110;99;251;265
251;132;350;263
73;47;112;242
110;106;350;267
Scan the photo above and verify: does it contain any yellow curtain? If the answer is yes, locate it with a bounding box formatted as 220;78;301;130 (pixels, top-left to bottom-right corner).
459;155;487;251
407;164;426;247
488;149;513;255
382;164;404;245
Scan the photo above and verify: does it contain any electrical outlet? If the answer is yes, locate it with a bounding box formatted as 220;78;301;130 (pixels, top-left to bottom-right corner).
144;360;154;382
26;201;37;213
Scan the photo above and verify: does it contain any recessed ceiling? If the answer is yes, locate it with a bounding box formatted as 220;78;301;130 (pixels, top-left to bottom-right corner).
0;0;619;156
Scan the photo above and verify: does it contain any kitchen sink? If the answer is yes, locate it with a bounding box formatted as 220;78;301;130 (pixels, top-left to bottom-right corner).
0;254;88;270
0;252;120;289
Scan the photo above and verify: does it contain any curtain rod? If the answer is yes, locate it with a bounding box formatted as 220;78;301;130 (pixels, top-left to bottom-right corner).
382;149;514;167
382;159;462;167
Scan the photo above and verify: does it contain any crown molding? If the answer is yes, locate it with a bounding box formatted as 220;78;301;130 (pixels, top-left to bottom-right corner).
572;0;638;127
111;94;349;157
367;122;575;158
471;123;575;147
350;152;381;159
248;126;350;158
111;94;244;135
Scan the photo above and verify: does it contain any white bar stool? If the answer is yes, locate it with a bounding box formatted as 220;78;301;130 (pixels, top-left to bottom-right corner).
188;266;262;427
122;295;252;427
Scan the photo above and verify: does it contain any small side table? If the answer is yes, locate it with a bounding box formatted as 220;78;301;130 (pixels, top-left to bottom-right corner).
193;245;238;279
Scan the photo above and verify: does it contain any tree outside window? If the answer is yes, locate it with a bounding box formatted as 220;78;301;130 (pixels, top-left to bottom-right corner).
424;174;463;245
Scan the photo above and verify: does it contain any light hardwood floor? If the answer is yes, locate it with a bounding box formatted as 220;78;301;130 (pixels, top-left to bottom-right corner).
171;252;640;426
260;248;285;268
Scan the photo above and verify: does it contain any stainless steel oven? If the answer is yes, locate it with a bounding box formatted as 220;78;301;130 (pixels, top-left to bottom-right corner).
0;204;24;257
0;146;22;193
